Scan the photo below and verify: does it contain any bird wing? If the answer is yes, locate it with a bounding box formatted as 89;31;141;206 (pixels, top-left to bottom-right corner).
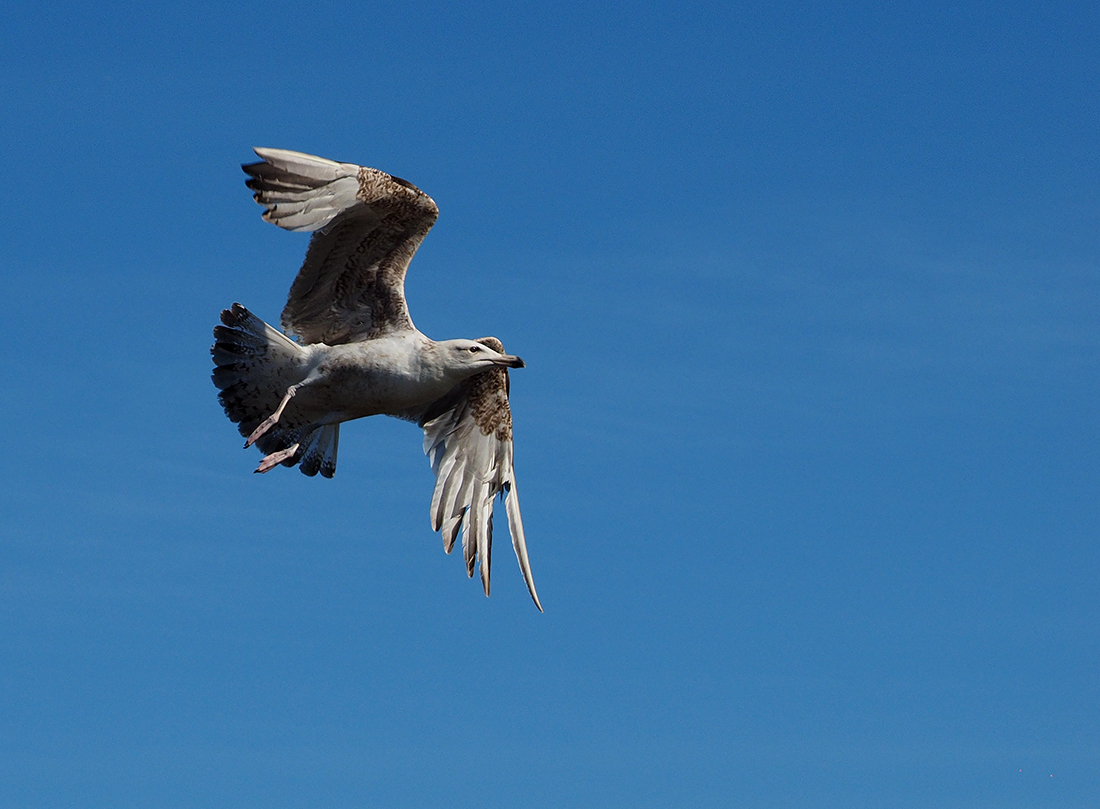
418;338;542;611
243;147;439;345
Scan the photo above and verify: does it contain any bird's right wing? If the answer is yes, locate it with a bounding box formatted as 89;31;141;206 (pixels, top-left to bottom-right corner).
419;338;542;611
243;148;439;345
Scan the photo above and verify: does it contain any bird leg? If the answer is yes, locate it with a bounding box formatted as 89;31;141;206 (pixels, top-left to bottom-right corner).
244;384;300;448
254;443;300;474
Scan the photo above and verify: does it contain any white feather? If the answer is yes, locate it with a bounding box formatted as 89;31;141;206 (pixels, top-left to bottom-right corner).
252;147;351;182
248;148;362;233
503;475;541;611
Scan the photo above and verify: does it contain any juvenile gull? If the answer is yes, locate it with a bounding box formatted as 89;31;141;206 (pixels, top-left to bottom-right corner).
211;148;541;610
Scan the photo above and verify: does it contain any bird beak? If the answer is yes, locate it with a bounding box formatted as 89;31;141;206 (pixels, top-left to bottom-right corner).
496;353;525;369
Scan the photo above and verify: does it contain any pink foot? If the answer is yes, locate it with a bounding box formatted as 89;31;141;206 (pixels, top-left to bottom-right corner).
245;386;299;448
254;443;300;473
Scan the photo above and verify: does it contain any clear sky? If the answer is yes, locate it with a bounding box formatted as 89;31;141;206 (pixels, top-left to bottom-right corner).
2;2;1097;807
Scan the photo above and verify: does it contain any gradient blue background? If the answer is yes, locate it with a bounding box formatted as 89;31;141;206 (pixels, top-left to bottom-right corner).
2;2;1097;806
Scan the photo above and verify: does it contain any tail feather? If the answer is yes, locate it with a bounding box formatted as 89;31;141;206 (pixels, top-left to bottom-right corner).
211;303;336;474
299;424;340;478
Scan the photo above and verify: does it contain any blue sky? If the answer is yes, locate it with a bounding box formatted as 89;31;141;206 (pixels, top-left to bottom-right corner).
2;1;1098;806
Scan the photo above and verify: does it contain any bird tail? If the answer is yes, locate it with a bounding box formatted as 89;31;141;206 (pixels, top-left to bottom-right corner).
210;303;340;477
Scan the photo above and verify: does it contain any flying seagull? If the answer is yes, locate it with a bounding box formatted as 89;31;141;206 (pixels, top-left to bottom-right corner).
211;148;542;610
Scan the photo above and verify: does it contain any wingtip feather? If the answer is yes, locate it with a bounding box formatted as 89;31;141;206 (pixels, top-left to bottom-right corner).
504;479;543;611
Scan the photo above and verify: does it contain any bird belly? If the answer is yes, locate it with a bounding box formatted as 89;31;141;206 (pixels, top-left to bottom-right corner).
293;340;450;423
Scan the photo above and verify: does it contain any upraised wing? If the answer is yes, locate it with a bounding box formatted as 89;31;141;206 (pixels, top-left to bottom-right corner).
419;337;542;611
243;147;439;345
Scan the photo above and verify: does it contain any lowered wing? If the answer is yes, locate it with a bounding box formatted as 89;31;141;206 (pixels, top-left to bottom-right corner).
419;338;542;611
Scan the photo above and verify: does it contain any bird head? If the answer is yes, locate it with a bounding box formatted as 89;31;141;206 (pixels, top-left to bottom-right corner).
440;338;524;381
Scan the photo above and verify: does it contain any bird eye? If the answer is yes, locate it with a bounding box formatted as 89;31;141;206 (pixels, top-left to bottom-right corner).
468;345;480;353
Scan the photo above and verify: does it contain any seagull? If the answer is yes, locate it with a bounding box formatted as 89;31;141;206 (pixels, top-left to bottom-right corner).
211;148;542;610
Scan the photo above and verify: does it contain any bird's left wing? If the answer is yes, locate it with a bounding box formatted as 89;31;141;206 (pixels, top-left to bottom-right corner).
418;338;542;611
243;147;438;345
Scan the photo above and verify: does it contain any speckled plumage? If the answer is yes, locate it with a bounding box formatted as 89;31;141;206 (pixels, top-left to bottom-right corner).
211;148;541;610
